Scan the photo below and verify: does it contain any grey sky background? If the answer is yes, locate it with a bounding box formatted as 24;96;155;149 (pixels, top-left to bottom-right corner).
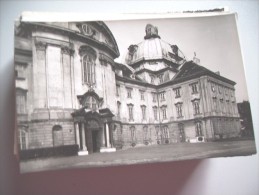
106;14;248;102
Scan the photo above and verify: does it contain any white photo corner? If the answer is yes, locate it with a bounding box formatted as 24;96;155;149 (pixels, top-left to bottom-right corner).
14;11;257;173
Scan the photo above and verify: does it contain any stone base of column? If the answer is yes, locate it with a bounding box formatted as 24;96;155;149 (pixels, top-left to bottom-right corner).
100;147;116;153
78;150;89;156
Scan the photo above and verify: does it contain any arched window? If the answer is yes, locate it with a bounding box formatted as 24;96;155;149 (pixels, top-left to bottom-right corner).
127;104;134;122
82;54;96;85
141;105;146;120
85;96;98;111
52;125;63;146
161;126;169;139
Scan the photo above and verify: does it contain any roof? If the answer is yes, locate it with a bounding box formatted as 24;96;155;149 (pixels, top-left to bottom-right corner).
18;21;120;59
123;24;185;67
124;38;185;66
172;61;236;85
116;61;236;87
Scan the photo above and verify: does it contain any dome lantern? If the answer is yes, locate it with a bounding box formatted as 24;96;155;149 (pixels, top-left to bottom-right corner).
144;24;161;40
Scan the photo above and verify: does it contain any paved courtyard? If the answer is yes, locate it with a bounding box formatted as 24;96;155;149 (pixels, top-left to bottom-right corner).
20;140;257;173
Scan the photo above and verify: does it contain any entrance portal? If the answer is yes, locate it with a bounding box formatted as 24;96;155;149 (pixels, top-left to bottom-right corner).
72;108;117;155
86;119;102;153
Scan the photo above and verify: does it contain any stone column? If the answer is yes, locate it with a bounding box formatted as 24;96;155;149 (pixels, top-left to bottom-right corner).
109;123;114;147
101;126;106;147
106;123;111;148
81;123;87;151
75;123;80;147
100;122;116;153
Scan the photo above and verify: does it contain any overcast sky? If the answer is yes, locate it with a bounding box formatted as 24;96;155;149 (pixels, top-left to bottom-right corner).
105;14;249;103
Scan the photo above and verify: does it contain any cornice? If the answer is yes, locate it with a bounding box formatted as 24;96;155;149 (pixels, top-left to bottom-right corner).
130;58;181;69
135;66;178;75
23;22;119;59
34;37;75;55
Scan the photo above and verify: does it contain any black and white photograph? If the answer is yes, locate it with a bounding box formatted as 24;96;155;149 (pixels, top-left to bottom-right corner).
15;13;257;173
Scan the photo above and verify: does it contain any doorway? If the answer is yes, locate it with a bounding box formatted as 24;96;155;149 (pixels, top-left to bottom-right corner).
91;130;99;153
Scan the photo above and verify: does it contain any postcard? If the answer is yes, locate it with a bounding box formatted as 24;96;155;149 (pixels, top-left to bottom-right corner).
15;12;256;173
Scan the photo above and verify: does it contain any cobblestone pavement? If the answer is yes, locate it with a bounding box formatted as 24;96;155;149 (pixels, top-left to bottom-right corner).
20;140;257;173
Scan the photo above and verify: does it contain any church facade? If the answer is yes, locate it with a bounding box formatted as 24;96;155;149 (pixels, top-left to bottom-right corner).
15;21;241;156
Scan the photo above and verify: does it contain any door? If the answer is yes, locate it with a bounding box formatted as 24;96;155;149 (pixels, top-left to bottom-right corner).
92;130;99;152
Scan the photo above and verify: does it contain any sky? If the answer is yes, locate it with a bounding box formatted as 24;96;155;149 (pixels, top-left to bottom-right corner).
105;14;249;103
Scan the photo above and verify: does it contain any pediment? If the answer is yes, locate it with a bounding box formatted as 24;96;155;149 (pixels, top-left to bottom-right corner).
77;89;103;106
76;22;120;58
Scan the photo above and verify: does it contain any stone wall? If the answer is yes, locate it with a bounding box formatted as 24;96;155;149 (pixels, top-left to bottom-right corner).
27;120;75;149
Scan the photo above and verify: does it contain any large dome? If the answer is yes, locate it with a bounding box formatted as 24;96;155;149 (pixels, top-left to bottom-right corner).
124;24;185;66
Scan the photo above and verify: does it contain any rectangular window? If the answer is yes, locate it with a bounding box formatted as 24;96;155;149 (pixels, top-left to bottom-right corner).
225;89;228;98
126;87;133;98
161;106;167;120
196;122;203;136
226;100;230;114
140;90;145;100
211;83;216;92
128;104;134;121
21;133;27;149
130;126;136;142
219;86;222;94
116;85;120;96
82;54;95;85
141;105;146;120
143;126;150;141
160;92;165;101
220;99;225;113
193;100;201;115
173;87;181;98
152;92;157;102
190;83;198;94
213;98;217;112
16;93;26;114
153;106;158;121
158;74;164;84
175;103;183;117
19;129;27;150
